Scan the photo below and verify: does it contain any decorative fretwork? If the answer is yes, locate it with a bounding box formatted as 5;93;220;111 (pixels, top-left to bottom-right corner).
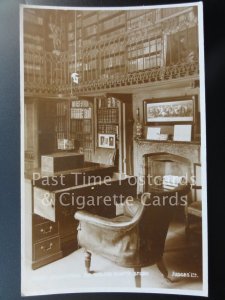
24;7;199;96
73;62;198;93
24;61;199;95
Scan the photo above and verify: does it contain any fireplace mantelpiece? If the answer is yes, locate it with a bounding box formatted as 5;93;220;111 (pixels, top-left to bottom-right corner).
134;139;201;193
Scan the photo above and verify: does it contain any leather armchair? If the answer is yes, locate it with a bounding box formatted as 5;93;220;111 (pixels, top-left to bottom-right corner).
75;185;190;287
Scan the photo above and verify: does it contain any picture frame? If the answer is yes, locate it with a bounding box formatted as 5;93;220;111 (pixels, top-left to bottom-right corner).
98;133;116;149
143;96;197;125
173;124;192;142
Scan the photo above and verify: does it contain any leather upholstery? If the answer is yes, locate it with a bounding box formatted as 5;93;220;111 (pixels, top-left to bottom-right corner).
75;184;190;268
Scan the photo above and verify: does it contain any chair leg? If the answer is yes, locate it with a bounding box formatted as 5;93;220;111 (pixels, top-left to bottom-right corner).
134;267;141;288
85;251;92;273
156;257;169;279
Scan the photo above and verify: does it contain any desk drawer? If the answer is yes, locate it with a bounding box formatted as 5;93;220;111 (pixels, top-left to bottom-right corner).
34;187;56;222
33;221;58;242
34;236;60;261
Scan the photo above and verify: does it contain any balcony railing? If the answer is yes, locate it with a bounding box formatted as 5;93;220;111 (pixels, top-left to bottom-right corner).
24;7;199;96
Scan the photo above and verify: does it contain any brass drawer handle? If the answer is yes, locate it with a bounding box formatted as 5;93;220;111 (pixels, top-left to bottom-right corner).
40;226;53;234
91;186;95;190
41;242;53;251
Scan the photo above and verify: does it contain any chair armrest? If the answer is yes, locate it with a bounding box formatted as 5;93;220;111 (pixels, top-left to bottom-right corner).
75;205;143;231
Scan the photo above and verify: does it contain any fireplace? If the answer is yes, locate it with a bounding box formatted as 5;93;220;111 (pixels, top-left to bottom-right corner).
134;139;200;194
143;152;191;193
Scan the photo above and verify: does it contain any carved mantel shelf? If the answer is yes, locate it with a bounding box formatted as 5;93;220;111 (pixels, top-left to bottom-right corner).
134;138;200;146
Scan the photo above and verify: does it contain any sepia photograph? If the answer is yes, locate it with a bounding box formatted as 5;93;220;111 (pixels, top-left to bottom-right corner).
144;97;195;123
20;2;207;297
98;133;116;148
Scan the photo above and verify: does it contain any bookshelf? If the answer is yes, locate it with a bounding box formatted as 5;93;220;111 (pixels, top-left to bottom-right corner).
95;96;120;170
55;101;70;144
72;8;198;87
23;7;199;95
24;9;45;85
97;97;119;136
100;13;125;33
70;99;93;161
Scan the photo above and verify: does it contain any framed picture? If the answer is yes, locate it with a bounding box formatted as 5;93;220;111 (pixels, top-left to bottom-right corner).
98;134;116;149
143;96;197;125
173;124;192;142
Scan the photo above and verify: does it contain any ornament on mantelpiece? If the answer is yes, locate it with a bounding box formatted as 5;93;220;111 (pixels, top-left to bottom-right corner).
135;108;143;139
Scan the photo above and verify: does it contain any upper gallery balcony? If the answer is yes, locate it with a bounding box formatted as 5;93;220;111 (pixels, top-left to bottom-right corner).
23;6;199;96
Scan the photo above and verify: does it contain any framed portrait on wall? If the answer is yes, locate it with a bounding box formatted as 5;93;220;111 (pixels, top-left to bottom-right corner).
98;133;116;149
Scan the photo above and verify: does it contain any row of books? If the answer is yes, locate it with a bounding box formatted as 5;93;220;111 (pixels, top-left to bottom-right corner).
71;108;92;119
57;103;67;116
97;108;119;124
98;124;119;136
100;40;125;55
74;39;161;61
99;27;125;42
100;14;126;32
98;97;119;108
128;55;162;72
82;36;97;48
83;60;97;71
56;132;67;139
128;39;162;58
55;117;68;132
71;132;93;144
77;48;98;59
71;119;92;134
81;13;98;27
161;7;186;18
102;55;125;69
127;28;161;46
81;11;95;17
127;11;160;30
127;8;182;22
84;24;98;37
98;11;123;21
57;139;74;150
71;100;90;108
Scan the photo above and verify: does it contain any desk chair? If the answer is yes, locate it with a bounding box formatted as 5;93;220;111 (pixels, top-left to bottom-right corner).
75;185;190;288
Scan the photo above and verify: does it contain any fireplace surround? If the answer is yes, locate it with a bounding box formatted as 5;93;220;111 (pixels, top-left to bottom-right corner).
134;140;200;194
